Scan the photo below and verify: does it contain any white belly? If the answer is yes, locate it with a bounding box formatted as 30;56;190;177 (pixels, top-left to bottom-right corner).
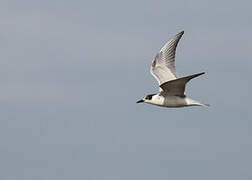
144;94;205;108
163;96;188;107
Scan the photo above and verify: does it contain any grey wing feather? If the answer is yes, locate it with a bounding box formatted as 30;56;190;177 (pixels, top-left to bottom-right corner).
160;72;205;96
151;31;184;85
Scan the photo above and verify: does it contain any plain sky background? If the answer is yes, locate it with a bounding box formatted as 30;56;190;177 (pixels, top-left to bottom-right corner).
1;0;251;179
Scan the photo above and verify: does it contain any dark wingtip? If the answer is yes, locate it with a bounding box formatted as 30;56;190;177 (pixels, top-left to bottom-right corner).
175;31;184;38
192;72;205;79
177;30;184;35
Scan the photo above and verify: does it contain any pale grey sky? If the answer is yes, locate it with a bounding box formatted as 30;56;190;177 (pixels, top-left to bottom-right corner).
0;0;251;179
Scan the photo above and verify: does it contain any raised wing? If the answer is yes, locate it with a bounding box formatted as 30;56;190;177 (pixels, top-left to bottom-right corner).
159;72;205;96
151;31;184;85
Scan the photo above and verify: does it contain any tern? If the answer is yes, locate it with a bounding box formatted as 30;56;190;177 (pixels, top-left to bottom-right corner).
137;31;208;107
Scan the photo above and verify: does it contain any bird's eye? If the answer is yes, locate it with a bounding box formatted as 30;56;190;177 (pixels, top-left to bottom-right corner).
145;95;153;100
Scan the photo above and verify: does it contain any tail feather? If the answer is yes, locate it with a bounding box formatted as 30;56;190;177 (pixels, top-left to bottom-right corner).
200;103;210;107
186;98;209;107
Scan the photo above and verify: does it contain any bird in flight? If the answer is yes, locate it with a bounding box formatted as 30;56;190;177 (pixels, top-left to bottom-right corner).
137;31;209;107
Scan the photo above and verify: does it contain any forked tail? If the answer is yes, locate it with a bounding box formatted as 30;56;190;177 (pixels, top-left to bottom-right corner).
186;98;209;107
199;103;210;107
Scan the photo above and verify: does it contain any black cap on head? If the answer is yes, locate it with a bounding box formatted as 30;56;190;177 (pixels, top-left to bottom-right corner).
145;94;155;100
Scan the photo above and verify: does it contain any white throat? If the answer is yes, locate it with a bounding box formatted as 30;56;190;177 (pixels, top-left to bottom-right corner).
144;94;164;106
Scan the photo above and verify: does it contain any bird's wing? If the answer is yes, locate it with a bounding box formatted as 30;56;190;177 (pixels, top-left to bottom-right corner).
151;31;184;85
159;72;205;96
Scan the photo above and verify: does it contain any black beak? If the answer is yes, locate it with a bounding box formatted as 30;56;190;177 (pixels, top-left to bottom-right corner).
136;99;144;103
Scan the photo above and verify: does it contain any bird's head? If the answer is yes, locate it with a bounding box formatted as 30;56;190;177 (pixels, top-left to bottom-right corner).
136;94;155;104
